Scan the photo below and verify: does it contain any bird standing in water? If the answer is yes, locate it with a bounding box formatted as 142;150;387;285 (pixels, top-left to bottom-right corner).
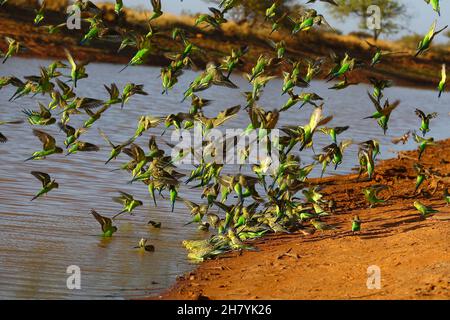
90;209;117;237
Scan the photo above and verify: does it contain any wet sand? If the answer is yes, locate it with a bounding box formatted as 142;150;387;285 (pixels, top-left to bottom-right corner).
155;139;450;300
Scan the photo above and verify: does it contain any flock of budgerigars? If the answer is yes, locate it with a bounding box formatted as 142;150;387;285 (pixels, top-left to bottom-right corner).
0;0;449;260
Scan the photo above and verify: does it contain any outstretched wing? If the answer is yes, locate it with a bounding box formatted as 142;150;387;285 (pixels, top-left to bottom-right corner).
78;142;99;152
0;132;7;143
58;122;75;137
90;209;112;232
31;171;51;186
64;49;76;70
151;0;161;11
123;143;146;162
33;129;56;150
415;108;426;120
98;128;115;148
118;190;134;201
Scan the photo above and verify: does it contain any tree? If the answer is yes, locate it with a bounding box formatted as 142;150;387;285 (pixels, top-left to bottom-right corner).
329;0;409;41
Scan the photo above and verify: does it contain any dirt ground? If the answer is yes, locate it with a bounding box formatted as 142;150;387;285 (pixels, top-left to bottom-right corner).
1;5;450;89
155;140;450;300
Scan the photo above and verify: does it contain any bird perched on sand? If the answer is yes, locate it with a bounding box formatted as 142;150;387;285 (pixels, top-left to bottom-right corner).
90;209;117;237
415;20;448;57
444;189;450;206
351;215;361;232
30;171;58;201
413;201;439;219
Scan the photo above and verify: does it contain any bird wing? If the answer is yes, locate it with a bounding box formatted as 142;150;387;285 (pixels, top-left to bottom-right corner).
5;36;15;45
118;190;134;201
428;112;438;120
38;103;51;118
441;64;446;82
415;108;426;120
98;129;115;148
33;129;56;150
0;132;6;143
382;100;400;115
367;91;382;112
64;49;76;70
90;209;111;232
340;139;353;152
58;122;75;137
183;199;198;211
56;78;71;93
78;142;99;152
31;171;51;186
213;105;241;127
213;200;232;213
123;143;145;162
151;0;161;11
413;132;425;143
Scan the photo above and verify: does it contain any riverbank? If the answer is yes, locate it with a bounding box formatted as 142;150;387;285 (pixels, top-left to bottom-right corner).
1;4;449;89
154;139;450;300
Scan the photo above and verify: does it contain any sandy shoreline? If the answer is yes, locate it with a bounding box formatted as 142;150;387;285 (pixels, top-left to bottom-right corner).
152;140;450;300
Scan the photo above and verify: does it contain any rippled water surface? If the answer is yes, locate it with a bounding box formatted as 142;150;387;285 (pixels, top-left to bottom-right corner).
0;58;449;299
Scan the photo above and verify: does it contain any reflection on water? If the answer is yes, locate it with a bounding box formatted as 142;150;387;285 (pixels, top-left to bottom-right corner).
0;57;449;299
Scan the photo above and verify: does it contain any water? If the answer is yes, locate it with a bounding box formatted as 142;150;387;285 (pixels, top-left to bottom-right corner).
0;57;449;299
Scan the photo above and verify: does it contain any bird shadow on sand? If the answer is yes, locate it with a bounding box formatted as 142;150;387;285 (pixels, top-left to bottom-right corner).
379;216;424;229
298;228;392;243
